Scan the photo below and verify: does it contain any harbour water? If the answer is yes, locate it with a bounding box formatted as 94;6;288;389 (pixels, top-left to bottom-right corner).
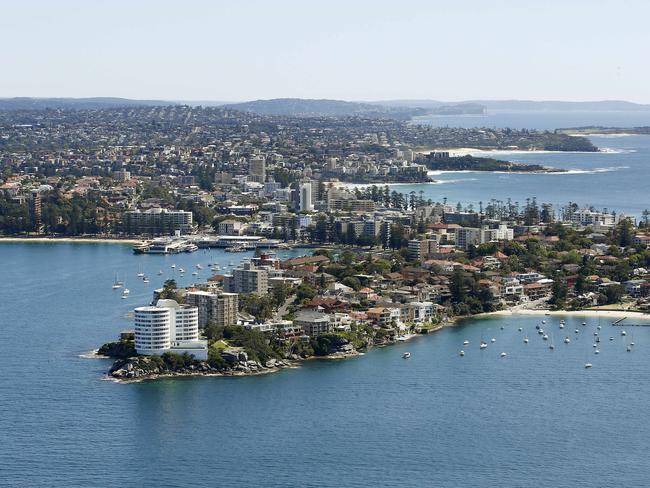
1;242;650;487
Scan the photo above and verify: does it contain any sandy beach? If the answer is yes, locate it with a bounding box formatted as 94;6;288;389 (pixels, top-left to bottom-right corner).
484;309;649;321
413;147;617;157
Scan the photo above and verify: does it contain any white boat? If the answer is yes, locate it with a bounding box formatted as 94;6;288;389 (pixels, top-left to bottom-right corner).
480;342;488;349
490;338;496;343
143;277;150;283
564;337;571;344
575;329;579;334
112;273;122;289
196;264;203;269
549;343;555;350
179;268;185;273
121;287;130;298
559;323;564;329
630;342;635;346
585;363;593;369
542;320;546;324
157;270;163;276
621;330;627;336
543;334;549;341
171;264;176;268
627;346;632;352
463;340;469;345
594;349;600;354
500;352;507;358
582;321;587;326
593;343;597;348
459;350;465;356
518;327;522;332
402;352;411;359
192;271;198;276
524;337;529;344
609;337;614;341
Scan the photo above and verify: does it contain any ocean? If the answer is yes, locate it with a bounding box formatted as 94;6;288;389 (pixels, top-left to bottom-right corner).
400;110;650;218
1;242;650;487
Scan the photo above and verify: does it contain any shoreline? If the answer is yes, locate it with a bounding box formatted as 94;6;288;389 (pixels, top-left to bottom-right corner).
0;236;140;244
412;147;606;156
97;308;648;383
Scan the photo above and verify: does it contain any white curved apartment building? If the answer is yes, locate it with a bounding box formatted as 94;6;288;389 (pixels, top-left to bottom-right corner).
135;306;173;355
135;299;205;358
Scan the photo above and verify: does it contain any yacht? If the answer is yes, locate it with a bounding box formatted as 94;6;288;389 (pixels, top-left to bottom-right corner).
594;349;600;354
196;264;203;269
518;327;523;332
179;268;185;273
459;350;465;356
192;271;199;276
500;352;507;358
171;264;176;269
112;274;122;289
582;321;587;326
564;337;571;344
402;352;411;359
621;330;627;336
463;340;469;346
524;337;529;344
543;334;548;341
559;323;564;329
143;277;150;283
490;338;496;343
121;285;130;298
585;363;593;369
480;342;488;349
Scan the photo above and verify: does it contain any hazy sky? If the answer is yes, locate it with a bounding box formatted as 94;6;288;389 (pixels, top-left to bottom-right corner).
2;0;649;102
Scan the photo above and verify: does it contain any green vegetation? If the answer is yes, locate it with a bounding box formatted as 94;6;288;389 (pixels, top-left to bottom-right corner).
424;155;562;173
97;340;136;359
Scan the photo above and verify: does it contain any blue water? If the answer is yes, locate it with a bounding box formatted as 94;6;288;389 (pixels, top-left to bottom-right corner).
388;134;650;218
401;110;650;217
2;242;650;487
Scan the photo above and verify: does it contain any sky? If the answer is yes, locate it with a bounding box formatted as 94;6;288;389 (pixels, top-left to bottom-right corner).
1;0;649;103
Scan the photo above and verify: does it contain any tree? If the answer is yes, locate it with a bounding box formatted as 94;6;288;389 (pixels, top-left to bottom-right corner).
450;269;466;303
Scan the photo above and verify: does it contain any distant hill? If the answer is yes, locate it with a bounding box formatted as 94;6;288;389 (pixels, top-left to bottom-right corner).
0;97;177;110
221;98;484;118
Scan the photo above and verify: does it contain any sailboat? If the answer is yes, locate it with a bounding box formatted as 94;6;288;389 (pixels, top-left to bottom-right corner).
136;264;145;278
121;281;130;298
112;273;122;289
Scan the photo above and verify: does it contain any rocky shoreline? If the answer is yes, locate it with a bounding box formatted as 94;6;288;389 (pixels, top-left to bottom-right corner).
108;355;298;383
